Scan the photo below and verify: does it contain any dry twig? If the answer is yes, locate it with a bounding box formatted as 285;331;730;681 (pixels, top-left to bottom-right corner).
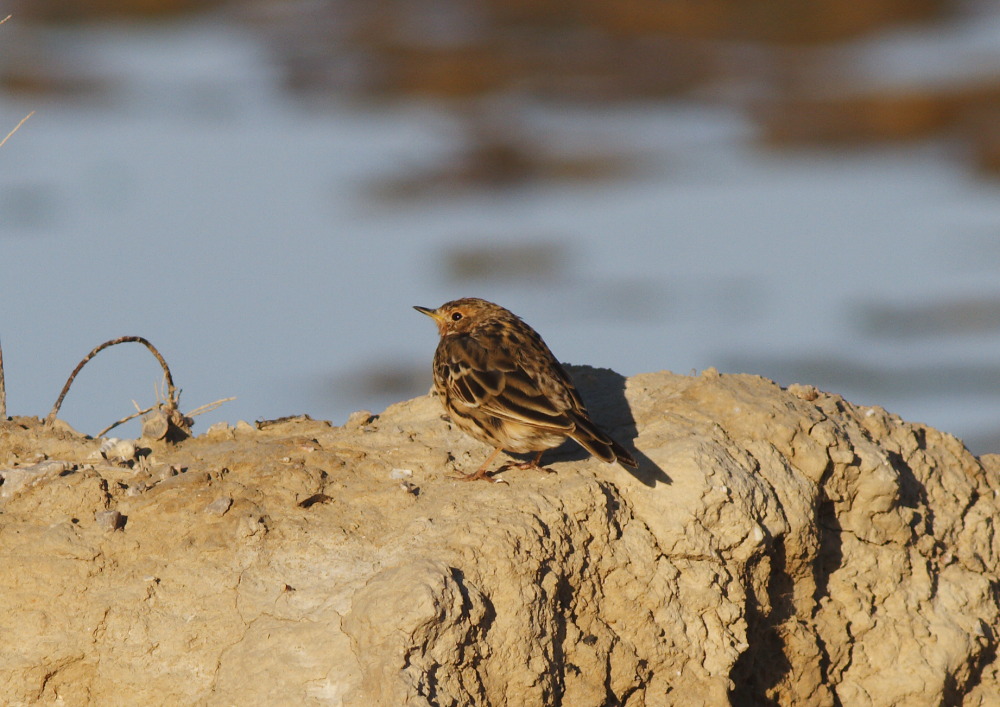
185;397;237;418
95;403;159;439
46;336;177;425
94;396;236;439
0;336;6;419
1;17;27;419
0;111;34;151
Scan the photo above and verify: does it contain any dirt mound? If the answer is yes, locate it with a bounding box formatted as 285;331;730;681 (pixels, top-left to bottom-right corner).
0;367;997;705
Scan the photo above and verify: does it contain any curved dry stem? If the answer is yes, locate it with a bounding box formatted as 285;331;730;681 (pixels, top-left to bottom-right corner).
46;336;177;425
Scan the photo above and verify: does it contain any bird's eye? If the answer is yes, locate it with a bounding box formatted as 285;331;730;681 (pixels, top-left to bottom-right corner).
451;312;463;321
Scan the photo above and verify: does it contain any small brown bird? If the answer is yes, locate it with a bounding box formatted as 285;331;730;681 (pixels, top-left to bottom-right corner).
414;297;638;481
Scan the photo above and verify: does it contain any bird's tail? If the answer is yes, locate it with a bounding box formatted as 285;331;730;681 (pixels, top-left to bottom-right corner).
570;415;638;469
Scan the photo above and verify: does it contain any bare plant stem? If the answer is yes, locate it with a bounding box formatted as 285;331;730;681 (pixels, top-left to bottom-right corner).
0;336;6;419
185;397;236;418
93;395;236;439
95;404;158;439
46;336;177;425
0;111;34;150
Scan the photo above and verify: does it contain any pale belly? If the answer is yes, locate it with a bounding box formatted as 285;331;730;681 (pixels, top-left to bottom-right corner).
448;402;568;454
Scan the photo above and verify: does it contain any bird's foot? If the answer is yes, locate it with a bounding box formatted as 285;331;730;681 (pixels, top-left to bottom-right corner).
499;451;554;474
447;467;495;482
504;460;555;473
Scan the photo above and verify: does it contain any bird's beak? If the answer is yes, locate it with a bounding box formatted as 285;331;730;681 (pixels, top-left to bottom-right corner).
413;305;443;322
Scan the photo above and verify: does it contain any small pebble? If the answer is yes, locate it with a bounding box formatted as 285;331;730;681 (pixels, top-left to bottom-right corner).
389;468;413;480
787;384;819;401
95;509;125;532
204;497;234;516
153;465;180;482
100;438;138;466
399;481;419;495
98;437;120;456
346;410;375;428
205;421;233;439
298;493;333;508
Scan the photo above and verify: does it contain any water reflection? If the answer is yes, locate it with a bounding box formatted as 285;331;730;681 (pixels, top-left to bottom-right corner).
859;297;1000;338
2;2;1000;456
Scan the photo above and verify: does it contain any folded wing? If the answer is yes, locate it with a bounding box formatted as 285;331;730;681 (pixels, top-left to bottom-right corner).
437;333;576;433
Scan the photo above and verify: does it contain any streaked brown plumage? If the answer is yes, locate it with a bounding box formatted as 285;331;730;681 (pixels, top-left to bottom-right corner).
414;297;638;481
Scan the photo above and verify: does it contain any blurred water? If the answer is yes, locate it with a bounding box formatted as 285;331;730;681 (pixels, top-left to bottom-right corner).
2;16;1000;452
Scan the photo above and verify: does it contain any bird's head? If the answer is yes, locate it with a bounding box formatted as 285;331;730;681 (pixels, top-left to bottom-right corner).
413;297;508;337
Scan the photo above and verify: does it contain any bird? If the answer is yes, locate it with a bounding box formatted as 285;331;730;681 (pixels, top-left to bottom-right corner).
414;297;638;481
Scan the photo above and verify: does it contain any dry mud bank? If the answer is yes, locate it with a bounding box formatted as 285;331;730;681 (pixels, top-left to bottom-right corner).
0;368;997;705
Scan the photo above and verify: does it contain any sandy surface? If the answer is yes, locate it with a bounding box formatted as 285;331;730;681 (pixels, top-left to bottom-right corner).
0;367;997;705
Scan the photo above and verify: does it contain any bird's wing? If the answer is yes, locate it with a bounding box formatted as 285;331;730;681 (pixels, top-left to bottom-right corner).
508;323;589;415
437;333;575;432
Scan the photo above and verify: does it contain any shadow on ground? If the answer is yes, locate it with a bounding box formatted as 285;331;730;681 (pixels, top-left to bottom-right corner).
560;364;671;488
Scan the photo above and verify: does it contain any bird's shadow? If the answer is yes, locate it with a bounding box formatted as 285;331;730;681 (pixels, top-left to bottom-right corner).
537;364;671;488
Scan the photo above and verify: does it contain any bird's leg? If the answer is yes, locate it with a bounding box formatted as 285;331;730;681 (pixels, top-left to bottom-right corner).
451;447;504;482
512;451;553;473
